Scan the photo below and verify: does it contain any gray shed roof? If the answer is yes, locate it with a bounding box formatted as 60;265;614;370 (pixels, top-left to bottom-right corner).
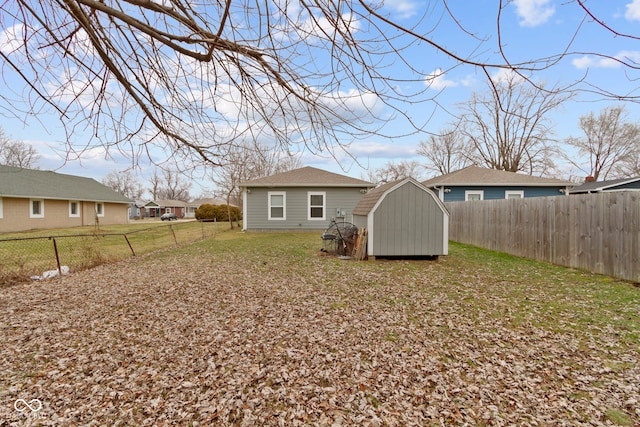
352;180;400;216
422;166;574;187
0;165;131;203
353;177;448;216
240;166;374;188
569;176;640;194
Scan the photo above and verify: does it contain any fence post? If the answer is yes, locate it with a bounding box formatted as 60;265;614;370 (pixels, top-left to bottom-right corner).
170;225;178;245
123;234;136;256
50;237;62;275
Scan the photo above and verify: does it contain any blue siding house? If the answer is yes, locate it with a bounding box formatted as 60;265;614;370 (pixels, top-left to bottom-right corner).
422;166;574;202
569;176;640;194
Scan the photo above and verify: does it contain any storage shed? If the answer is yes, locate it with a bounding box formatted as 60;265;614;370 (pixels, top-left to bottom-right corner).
352;177;449;259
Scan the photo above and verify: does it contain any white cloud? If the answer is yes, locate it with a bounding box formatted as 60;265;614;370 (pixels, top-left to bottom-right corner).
425;68;457;90
383;0;421;19
626;0;640;20
572;50;640;69
490;68;524;84
346;141;417;158
299;13;361;42
512;0;555;27
0;24;25;55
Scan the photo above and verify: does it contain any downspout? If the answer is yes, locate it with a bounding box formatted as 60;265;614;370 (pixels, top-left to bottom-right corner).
241;187;248;230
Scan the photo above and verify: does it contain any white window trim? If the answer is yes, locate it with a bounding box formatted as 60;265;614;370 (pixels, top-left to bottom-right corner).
30;199;45;218
465;190;484;201
69;201;80;217
308;191;326;221
0;197;3;219
505;190;524;199
268;191;286;220
95;202;105;217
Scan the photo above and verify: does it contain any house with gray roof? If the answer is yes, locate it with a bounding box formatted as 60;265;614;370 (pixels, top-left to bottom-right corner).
239;166;375;231
569;176;640;194
0;165;132;233
422;166;574;202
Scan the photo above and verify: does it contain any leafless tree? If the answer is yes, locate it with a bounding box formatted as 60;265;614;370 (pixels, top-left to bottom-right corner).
102;169;145;200
147;173;162;201
417;127;472;176
1;1;638;169
152;168;191;201
459;72;570;175
0;127;40;168
564;105;640;181
364;160;424;186
211;142;302;228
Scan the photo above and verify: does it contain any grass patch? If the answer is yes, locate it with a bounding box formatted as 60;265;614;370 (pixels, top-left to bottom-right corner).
604;408;634;426
0;220;224;285
184;232;640;351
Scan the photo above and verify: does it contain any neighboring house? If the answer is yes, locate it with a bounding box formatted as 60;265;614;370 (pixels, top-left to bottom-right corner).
0;165;132;233
569;176;640;194
143;201;161;218
240;166;375;231
130;200;147;220
353;177;449;258
154;199;191;218
422;166;574;202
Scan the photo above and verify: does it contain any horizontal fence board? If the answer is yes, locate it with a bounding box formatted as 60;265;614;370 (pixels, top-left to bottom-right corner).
446;192;640;283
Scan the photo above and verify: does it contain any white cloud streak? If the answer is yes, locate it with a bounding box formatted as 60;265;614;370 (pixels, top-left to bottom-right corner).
625;0;640;20
512;0;555;27
572;50;640;69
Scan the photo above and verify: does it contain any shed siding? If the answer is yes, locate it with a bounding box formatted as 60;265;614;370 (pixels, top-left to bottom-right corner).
372;182;445;256
442;186;565;202
245;187;364;230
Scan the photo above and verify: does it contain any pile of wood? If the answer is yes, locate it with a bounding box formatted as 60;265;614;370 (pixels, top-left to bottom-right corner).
352;227;368;261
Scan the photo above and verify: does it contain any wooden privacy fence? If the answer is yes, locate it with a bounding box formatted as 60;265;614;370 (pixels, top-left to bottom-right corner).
445;192;640;283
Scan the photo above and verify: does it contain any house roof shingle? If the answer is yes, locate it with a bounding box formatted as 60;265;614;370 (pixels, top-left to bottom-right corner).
569;176;640;194
239;166;374;188
421;166;574;187
0;165;132;203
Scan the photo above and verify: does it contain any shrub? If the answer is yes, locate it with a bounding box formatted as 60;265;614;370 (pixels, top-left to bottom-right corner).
195;204;242;222
195;204;216;221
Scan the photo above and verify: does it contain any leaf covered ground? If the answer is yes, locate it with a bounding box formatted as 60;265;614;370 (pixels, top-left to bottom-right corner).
1;231;639;426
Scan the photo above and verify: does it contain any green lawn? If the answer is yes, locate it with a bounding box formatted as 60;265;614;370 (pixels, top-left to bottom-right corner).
0;220;227;284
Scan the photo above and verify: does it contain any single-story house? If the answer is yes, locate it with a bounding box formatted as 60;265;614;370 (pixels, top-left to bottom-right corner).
353;177;449;258
0;165;132;233
569;176;640;194
240;166;375;231
422;166;574;202
153;199;196;218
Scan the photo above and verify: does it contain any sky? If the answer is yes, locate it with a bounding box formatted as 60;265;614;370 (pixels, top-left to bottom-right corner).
1;0;640;197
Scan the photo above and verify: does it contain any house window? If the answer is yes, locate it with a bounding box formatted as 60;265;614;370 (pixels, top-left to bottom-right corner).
165;208;171;214
0;197;3;219
30;199;44;218
268;192;286;220
308;192;326;220
465;190;484;201
505;190;524;199
95;202;104;217
69;201;80;217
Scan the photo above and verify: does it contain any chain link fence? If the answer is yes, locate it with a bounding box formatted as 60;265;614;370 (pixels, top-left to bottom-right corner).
0;221;221;286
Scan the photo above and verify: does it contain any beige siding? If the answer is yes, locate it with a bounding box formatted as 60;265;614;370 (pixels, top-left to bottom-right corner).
0;197;129;233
